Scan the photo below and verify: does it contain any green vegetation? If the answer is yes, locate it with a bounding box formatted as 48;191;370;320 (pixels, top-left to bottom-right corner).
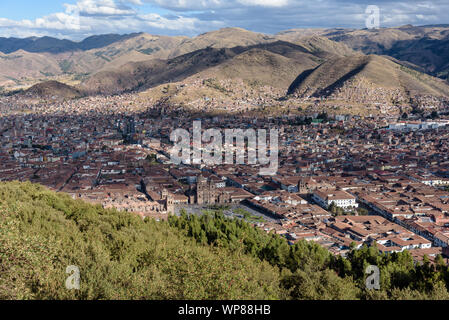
2;181;449;300
138;47;160;55
208;205;231;211
0;182;280;300
356;207;369;216
59;60;73;74
203;78;231;94
94;52;112;62
40;71;55;77
73;73;90;82
316;112;329;123
328;203;347;216
145;154;158;165
430;111;440;119
169;210;449;300
412;106;425;116
233;208;265;223
161;84;170;94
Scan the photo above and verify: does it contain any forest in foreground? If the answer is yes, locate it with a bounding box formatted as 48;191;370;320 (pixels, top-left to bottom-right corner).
1;181;449;300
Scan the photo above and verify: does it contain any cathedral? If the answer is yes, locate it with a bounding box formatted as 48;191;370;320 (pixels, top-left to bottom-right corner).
195;175;231;205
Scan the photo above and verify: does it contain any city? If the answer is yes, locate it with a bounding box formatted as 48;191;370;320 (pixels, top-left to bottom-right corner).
1;91;449;265
2;0;449;306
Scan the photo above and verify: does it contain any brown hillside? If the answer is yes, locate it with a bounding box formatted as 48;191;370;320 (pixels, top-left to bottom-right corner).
288;55;449;105
25;80;84;99
81;41;323;94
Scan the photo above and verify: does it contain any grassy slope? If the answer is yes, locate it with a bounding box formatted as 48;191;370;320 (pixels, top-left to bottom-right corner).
0;182;281;300
3;181;449;300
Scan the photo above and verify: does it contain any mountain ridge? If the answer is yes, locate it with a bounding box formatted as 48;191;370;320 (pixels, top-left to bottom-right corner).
79;40;326;95
287;54;449;106
3;25;449;113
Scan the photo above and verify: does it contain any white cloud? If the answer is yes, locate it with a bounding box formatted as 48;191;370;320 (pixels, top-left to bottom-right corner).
126;0;144;4
144;0;225;11
0;0;214;39
237;0;289;7
0;13;84;33
65;0;136;16
0;0;448;39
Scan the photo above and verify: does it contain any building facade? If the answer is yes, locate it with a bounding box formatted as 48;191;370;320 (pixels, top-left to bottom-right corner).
196;175;231;205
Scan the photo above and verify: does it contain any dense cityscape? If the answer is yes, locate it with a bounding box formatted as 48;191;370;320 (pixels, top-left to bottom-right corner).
1;92;449;265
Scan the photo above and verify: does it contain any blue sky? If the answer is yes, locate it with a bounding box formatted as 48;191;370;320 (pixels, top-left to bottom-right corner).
0;0;168;20
0;0;448;39
0;1;64;20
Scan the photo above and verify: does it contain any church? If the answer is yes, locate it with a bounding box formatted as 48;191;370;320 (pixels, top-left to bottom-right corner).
195;175;231;205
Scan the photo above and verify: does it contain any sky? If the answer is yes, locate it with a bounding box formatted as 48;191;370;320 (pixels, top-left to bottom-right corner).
0;0;448;40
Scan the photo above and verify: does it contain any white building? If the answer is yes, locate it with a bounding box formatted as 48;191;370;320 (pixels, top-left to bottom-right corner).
389;236;432;251
312;190;359;210
388;120;449;131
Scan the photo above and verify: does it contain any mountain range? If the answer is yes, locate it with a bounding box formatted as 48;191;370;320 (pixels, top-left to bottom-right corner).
79;40;334;95
279;25;449;80
2;25;449;112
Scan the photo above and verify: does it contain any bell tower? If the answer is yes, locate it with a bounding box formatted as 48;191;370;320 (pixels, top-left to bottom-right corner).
162;189;174;214
196;175;207;205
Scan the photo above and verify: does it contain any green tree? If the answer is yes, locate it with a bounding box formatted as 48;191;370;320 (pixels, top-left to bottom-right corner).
430;111;439;119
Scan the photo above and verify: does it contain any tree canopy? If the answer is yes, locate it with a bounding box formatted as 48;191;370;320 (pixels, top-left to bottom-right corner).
1;181;449;300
